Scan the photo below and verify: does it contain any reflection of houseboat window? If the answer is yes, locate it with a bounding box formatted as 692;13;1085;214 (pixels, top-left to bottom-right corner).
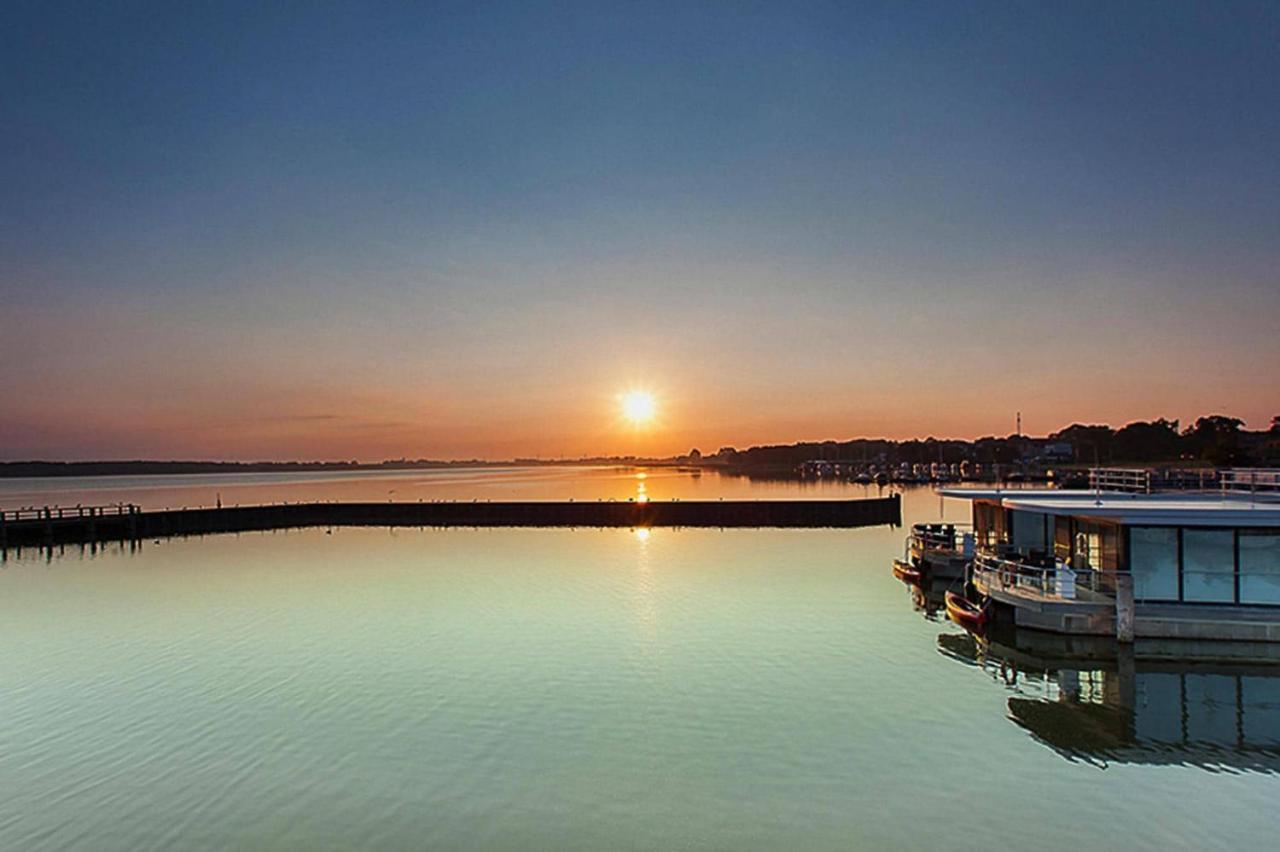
1183;530;1235;603
1130;527;1179;601
1185;674;1240;747
1240;532;1280;604
1135;672;1183;743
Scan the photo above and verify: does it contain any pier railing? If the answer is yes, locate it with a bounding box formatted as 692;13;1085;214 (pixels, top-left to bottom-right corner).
1;504;139;522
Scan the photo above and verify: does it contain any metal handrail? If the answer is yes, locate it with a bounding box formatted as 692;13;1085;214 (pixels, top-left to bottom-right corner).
972;550;1123;601
909;522;972;549
1088;468;1151;494
1221;468;1280;495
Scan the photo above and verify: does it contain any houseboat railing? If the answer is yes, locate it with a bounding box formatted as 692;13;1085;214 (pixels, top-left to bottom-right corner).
1221;468;1280;496
972;550;1121;602
908;522;973;553
1088;468;1152;494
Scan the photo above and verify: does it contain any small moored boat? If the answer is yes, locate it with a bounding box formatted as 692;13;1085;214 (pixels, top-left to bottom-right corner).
945;591;987;632
892;559;922;585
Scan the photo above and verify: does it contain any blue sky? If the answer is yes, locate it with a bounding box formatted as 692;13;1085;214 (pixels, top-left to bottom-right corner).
2;1;1277;459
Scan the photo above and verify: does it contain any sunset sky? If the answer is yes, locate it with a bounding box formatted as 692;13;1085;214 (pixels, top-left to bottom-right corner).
3;2;1278;461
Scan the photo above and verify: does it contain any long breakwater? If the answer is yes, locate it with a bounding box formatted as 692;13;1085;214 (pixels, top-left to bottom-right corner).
0;496;901;547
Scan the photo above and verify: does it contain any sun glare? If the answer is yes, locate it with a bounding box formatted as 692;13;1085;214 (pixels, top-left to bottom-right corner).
621;391;656;425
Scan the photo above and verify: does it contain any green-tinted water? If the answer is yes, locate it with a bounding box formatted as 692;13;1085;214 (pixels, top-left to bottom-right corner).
2;480;1277;850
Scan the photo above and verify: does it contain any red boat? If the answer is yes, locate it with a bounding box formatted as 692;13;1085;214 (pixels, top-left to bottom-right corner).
945;591;987;632
892;559;922;585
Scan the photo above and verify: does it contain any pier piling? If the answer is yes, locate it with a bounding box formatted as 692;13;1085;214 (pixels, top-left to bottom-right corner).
1115;574;1135;643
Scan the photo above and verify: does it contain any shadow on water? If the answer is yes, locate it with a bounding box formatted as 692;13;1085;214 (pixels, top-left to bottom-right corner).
0;538;145;566
934;626;1280;774
887;545;1280;774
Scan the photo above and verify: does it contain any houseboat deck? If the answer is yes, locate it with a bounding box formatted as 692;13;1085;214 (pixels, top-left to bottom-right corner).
939;474;1280;642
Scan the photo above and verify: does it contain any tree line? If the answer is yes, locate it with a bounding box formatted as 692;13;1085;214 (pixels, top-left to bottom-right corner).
703;415;1280;469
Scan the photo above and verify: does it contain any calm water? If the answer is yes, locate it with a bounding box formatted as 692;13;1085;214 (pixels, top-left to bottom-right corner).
2;473;1278;850
0;465;883;510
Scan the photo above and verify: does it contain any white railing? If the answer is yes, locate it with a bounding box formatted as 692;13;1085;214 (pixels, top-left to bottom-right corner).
911;521;967;547
972;550;1122;602
1088;468;1151;494
1221;468;1280;496
909;523;974;556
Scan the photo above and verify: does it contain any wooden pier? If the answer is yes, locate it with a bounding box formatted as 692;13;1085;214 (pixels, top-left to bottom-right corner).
0;496;901;548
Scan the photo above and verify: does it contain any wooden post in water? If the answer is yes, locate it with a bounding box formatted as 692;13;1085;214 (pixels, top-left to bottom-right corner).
1115;573;1135;643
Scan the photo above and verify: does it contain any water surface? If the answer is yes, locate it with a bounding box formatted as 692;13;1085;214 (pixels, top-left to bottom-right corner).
0;465;875;510
2;480;1277;850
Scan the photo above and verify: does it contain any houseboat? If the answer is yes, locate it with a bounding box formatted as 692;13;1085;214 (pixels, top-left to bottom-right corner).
939;469;1280;642
904;521;974;581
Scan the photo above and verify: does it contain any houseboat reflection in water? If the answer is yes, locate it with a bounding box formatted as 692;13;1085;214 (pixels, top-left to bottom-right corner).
937;628;1280;773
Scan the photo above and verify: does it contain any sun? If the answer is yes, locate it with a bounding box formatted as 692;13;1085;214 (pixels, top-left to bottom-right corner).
621;390;656;425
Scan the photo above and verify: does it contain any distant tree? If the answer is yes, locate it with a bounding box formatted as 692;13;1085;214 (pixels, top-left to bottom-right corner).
1112;418;1180;462
973;437;1019;465
1271;415;1280;434
1049;424;1115;464
687;448;702;460
1183;415;1246;466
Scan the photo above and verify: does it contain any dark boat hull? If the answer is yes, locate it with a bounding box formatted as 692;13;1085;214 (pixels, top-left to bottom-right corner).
892;559;922;585
945;591;987;632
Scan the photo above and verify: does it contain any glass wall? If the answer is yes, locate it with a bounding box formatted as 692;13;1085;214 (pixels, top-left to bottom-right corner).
1240;532;1280;605
1054;516;1071;562
1130;527;1178;601
1182;530;1235;604
1072;520;1121;572
1009;510;1048;554
974;501;1005;549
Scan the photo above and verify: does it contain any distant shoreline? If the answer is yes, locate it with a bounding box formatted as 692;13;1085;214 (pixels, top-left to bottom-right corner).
0;459;691;479
4;415;1275;478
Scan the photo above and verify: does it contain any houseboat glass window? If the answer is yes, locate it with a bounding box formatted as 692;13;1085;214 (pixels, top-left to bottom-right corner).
1182;530;1235;604
1054;516;1071;561
1010;510;1048;554
1099;524;1121;572
1073;530;1100;571
974;502;1007;550
1239;532;1280;605
1130;527;1178;601
1071;521;1121;573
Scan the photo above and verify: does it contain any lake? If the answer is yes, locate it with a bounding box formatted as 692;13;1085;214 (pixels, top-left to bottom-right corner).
2;469;1277;850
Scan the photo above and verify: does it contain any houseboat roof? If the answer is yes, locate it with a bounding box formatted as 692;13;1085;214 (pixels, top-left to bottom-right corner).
938;488;1280;528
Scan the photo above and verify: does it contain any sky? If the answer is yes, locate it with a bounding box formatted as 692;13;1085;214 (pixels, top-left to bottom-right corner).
2;1;1278;461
